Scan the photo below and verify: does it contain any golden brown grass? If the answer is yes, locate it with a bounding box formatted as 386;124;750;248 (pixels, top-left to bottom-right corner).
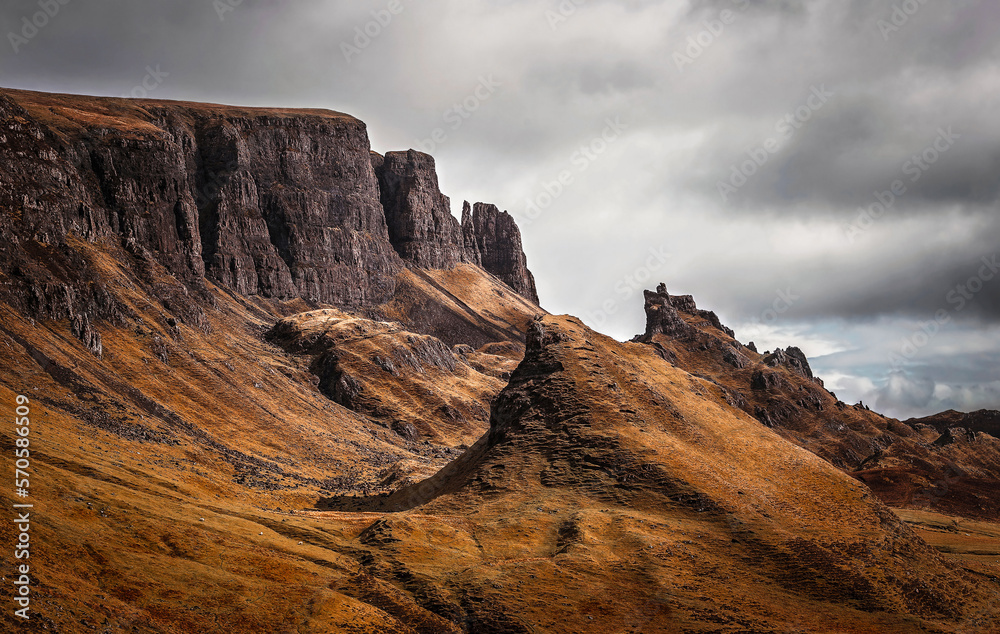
2;87;358;142
0;235;996;631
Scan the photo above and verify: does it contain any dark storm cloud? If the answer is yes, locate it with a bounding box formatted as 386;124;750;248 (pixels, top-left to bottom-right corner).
704;217;1000;323
873;368;1000;420
675;0;1000;216
709;97;1000;212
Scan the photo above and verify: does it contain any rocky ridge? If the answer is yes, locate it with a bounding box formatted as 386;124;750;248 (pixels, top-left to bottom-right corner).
321;313;999;632
0;88;538;348
633;282;1000;521
371;148;539;303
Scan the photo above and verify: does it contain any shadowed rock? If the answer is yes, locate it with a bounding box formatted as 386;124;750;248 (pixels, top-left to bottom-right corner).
638;283;695;340
372;149;465;269
461;202;539;304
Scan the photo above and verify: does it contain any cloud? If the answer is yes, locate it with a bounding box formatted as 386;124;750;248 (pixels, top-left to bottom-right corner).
1;0;998;417
872;372;1000;420
875;371;936;416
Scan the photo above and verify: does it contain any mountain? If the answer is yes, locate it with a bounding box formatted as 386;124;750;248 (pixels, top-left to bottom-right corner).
371;149;538;304
0;87;537;323
323;314;996;632
905;409;1000;439
0;88;998;633
624;284;1000;522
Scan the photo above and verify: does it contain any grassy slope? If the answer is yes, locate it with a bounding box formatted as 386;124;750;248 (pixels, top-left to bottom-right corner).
0;242;997;632
647;304;1000;522
0;236;535;632
321;316;1000;633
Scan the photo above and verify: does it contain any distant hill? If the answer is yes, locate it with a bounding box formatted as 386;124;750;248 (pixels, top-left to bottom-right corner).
905;409;1000;438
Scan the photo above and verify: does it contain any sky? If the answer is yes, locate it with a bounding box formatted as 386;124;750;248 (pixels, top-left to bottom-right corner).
2;0;998;419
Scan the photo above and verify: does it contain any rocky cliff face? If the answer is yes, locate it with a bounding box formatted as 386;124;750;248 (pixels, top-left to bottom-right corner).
638;283;696;340
461;201;539;304
371;149;465;270
190;109;402;305
0;88;538;324
0;90;405;309
371;148;539;304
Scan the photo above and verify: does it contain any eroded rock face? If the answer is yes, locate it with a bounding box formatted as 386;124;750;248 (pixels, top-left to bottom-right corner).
722;345;749;369
639;284;694;340
904;409;1000;439
266;309;506;444
0;90;403;309
462;202;539;304
182;110;402;306
372;150;465;269
764;346;814;380
0;87;542;350
369;149;539;304
750;369;787;392
70;313;103;358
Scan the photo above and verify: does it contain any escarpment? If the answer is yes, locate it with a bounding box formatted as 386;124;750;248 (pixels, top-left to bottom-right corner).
371;148;540;304
371;149;466;270
0;88;539;325
461;201;539;304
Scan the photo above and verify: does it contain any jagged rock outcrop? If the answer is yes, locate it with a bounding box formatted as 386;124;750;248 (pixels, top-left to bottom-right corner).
750;369;787;392
371;150;466;269
668;293;697;313
722;344;749;369
633;283;1000;521
369;150;539;303
637;283;695;340
266;309;506;444
461;202;539;304
932;427;978;447
656;288;735;337
905;409;1000;439
70;313;103;358
635;283;736;342
459;201;482;268
764;346;815;381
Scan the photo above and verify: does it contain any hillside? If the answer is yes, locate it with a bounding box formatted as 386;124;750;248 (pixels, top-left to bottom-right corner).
633;284;1000;522
324;314;999;632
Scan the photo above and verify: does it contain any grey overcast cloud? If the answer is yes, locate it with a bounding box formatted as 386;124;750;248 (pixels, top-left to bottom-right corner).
2;0;998;419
